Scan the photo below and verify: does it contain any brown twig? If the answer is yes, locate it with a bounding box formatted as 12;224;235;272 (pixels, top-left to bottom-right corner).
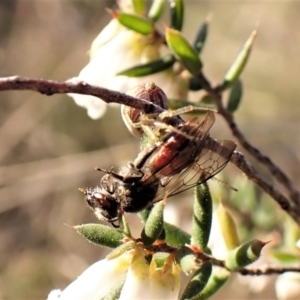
197;72;300;208
0;76;165;114
238;266;300;276
0;76;299;223
151;243;300;276
230;150;300;223
197;251;300;276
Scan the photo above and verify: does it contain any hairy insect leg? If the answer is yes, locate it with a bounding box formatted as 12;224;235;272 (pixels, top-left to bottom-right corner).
158;104;217;120
141;118;193;141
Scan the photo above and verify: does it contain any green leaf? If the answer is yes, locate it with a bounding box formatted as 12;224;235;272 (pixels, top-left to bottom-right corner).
199;267;230;300
152;252;170;268
169;0;184;31
131;0;146;15
117;55;176;77
189;76;203;91
227;79;243;112
138;208;151;224
175;246;198;275
74;223;123;248
148;0;165;22
222;30;257;90
180;262;212;299
103;275;126;300
107;240;135;260
193;18;209;54
141;201;165;246
166;28;202;75
114;11;153;35
200;94;214;105
191;183;213;250
216;203;240;250
272;251;300;264
225;239;266;271
164;222;190;247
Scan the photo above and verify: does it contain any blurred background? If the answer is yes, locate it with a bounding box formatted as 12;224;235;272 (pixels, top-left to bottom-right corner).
0;1;299;299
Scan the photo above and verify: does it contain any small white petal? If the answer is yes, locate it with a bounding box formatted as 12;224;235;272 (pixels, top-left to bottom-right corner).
60;254;131;300
150;258;180;300
276;272;300;300
47;289;62;300
119;246;152;300
71;94;107;120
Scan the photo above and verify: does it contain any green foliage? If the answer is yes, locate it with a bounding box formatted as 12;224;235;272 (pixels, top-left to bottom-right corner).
114;11;154;35
166;27;203;74
117;55;176;77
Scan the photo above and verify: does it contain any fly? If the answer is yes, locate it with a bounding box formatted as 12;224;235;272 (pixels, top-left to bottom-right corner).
80;111;236;225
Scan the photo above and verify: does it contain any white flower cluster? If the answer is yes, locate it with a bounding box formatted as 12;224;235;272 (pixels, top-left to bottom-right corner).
47;244;180;300
68;13;188;119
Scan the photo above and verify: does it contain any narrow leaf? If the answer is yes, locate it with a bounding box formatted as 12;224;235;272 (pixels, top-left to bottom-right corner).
164;222;190;247
117;55;176;77
199;267;230;299
189;76;203;91
180;262;212;299
148;0;165;22
225;239;267;271
74;223;123;248
169;0;184;31
131;0;146;15
222;30;257;90
166;27;202;75
227;79;243;112
113;10;153;35
193;17;210;54
216;203;240;250
141;201;165;246
191;183;213;250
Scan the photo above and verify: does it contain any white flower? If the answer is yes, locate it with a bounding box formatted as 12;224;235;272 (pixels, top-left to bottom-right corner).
69;6;188;119
119;244;180;300
49;243;181;300
55;252;132;300
296;238;300;249
119;245;152;300
47;289;62;300
149;253;181;300
276;272;300;300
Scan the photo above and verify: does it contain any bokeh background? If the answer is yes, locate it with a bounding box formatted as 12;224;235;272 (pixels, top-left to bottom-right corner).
0;1;300;299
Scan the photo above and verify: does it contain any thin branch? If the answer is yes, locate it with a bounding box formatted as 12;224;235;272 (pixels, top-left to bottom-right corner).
238;266;300;276
230;150;300;223
197;72;300;208
0;76;165;114
147;243;300;276
198;252;300;276
0;76;299;223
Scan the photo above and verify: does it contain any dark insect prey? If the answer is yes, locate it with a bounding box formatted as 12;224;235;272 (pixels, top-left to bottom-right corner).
80;111;236;225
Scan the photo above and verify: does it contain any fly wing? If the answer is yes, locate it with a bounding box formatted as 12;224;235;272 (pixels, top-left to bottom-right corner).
140;112;216;183
151;138;236;202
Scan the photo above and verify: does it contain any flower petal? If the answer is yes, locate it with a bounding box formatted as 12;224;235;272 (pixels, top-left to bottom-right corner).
276;272;300;300
59;254;131;300
119;245;152;300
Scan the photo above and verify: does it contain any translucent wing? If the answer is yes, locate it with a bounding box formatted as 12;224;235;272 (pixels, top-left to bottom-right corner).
140;112;216;183
151;138;236;203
